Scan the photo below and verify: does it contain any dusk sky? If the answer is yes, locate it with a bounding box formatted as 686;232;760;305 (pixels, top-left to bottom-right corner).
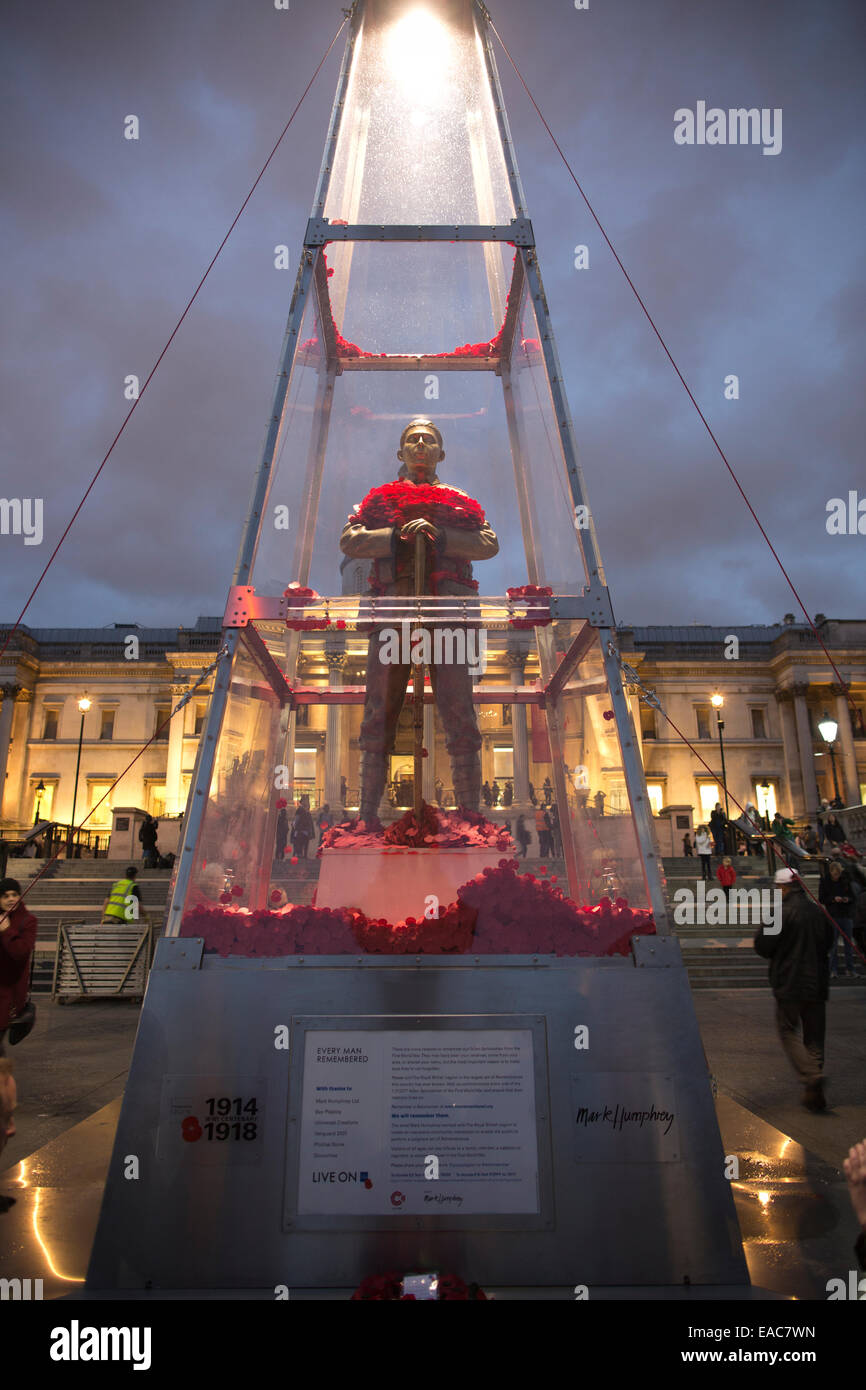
3;0;864;632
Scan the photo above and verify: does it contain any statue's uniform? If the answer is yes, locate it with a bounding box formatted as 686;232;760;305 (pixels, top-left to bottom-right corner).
340;480;498;820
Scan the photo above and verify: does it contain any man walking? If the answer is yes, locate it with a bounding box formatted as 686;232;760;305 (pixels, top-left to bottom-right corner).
754;867;836;1111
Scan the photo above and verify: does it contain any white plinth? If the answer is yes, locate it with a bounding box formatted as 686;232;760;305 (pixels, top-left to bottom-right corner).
316;846;507;921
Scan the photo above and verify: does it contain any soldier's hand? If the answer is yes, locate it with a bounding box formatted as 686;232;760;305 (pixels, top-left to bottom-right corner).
400;517;440;542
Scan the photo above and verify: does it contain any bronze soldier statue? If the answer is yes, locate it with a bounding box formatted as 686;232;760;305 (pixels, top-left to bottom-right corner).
340;418;498;824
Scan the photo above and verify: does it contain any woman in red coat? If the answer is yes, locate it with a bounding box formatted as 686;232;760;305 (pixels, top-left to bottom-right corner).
0;878;37;1056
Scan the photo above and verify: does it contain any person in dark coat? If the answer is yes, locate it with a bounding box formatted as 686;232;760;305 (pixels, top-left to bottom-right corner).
290;798;315;859
819;860;856;976
754;867;836;1111
0;878;38;1058
824;813;846;846
514;813;530;858
709;803;726;857
138;814;159;868
274;807;288;861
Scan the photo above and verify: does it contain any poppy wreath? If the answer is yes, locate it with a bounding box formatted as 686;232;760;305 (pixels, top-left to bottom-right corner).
355;481;485;532
351;1271;488;1300
507;583;553;629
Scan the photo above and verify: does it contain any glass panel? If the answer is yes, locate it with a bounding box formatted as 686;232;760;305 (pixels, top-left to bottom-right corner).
324;0;515;226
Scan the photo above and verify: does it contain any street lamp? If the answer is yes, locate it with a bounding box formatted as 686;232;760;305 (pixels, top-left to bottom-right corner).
68;695;91;854
711;694;731;849
817;711;842;806
33;779;45;826
759;780;771;831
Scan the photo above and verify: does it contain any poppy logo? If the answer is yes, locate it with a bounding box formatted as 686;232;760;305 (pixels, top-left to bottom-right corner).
361;1171;373;1189
390;1190;406;1208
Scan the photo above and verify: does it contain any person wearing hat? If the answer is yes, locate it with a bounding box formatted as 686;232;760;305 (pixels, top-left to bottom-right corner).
754;868;836;1111
0;878;38;1058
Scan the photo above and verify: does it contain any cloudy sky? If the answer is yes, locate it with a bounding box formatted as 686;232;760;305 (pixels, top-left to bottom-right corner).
2;0;864;632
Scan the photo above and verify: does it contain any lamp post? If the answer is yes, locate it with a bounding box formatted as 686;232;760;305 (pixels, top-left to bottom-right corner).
759;780;771;831
34;779;45;826
68;695;91;855
711;694;730;850
817;711;842;807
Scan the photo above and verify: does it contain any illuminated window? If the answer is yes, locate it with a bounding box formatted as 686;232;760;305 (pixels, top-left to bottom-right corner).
146;783;167;817
294;748;317;783
493;747;514;780
32;781;56;821
697;782;720;825
754;782;777;821
88;782;114;829
646;783;664;815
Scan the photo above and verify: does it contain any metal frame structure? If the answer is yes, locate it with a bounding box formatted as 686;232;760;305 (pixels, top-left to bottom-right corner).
165;0;668;935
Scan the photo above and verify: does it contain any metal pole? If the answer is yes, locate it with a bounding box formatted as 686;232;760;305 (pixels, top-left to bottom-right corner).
717;714;730;850
413;535;426;822
828;742;841;803
69;712;85;856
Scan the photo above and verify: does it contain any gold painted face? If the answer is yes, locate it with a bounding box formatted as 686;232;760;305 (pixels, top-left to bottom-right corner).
398;425;444;484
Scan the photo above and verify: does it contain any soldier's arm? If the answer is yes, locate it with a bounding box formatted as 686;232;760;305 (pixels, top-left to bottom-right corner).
340;516;395;559
437;520;499;562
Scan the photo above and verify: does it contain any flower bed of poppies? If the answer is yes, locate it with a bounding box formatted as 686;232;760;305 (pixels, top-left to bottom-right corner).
354;481;485;532
320;803;513;851
181;858;655;958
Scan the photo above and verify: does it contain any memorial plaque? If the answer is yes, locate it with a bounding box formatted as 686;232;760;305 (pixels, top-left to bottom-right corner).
570;1074;680;1163
287;1021;544;1226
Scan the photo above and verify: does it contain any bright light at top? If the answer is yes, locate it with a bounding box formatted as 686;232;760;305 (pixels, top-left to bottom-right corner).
384;9;453;104
78;696;91;712
711;693;723;708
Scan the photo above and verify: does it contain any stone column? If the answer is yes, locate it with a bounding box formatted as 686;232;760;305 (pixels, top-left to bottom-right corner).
423;702;435;801
324;651;346;809
0;684;21;819
508;649;530;803
165;681;188;816
833;685;859;807
775;690;800;813
792;682;818;819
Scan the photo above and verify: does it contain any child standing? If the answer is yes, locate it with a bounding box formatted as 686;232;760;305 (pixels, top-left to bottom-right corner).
716;856;736;901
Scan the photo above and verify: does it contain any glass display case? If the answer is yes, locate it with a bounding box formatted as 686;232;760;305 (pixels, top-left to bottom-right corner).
165;0;665;959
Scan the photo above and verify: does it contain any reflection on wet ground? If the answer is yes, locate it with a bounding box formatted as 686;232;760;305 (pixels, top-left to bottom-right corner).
717;1094;858;1300
0;1092;858;1299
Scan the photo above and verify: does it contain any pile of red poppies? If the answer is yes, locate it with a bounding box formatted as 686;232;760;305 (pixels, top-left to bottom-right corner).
354;481;485;532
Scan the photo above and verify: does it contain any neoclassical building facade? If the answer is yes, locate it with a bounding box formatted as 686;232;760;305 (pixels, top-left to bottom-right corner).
1;614;864;843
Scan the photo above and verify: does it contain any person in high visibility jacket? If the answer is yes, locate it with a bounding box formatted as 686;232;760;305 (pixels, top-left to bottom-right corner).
102;866;146;924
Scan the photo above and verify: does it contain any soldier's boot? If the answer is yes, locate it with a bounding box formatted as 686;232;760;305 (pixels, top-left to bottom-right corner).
359;751;387;828
451;753;481;815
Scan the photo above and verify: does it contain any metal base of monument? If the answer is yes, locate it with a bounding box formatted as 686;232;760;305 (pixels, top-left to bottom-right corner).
85;935;750;1292
315;845;506;919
